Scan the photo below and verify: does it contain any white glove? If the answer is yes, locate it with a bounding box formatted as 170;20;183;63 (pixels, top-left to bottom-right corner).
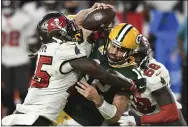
118;115;137;126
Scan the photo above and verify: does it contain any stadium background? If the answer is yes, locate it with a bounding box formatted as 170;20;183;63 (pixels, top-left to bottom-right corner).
1;0;187;124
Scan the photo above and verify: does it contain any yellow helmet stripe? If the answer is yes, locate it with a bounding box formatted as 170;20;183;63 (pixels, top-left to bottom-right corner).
116;24;133;43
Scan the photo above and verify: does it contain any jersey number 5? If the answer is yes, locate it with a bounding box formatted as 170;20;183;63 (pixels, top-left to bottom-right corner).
31;56;52;88
144;63;161;77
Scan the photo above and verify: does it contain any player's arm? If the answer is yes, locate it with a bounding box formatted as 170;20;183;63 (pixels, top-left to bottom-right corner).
74;3;113;40
118;86;182;126
107;93;129;124
139;86;185;125
69;57;137;93
74;3;112;27
75;81;129;123
142;86;179;124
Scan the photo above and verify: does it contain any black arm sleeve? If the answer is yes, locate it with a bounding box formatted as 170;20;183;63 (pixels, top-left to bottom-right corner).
69;57;135;92
151;86;175;106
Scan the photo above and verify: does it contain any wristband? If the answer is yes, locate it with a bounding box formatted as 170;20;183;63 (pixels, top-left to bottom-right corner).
97;100;117;119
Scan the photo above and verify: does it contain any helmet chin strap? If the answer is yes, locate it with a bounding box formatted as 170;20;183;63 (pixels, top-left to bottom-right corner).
107;53;131;66
139;56;150;69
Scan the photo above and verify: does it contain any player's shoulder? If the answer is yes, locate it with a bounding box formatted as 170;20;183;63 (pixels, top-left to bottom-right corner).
148;57;169;75
115;65;138;80
146;57;170;92
55;41;87;60
37;43;57;56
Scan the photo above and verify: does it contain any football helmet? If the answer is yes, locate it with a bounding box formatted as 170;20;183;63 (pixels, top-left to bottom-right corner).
133;35;152;68
37;11;62;43
37;11;83;44
105;23;140;66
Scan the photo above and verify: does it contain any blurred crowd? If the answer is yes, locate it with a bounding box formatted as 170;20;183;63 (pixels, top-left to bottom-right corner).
1;0;187;123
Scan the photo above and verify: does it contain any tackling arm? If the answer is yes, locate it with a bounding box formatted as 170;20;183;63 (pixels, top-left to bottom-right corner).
74;3;101;40
134;86;180;125
69;57;137;93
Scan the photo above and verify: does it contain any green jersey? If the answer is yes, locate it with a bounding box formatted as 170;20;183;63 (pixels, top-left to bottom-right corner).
64;40;145;125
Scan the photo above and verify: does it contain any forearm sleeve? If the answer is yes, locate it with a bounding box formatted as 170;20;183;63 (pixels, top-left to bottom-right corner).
141;103;179;124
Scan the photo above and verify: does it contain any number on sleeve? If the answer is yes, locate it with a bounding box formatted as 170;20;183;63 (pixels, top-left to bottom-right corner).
149;63;161;70
31;56;53;88
144;63;161;77
144;69;155;77
133;97;156;114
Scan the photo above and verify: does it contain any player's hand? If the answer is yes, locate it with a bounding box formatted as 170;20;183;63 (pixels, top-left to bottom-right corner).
91;2;113;10
76;81;102;105
118;115;137;126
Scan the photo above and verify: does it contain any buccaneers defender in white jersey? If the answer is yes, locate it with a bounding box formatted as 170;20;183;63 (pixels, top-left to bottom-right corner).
2;5;139;126
118;36;187;126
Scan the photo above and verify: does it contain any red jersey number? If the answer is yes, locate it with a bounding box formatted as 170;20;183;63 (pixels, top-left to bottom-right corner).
133;63;160;114
144;63;161;77
2;31;20;46
133;97;156;114
31;56;53;88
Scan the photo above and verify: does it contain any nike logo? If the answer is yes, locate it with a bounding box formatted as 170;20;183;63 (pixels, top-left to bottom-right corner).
139;85;145;89
156;72;161;76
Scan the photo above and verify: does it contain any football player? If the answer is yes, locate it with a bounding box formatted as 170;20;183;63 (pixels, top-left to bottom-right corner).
118;35;187;126
62;23;146;126
2;5;138;126
2;0;37;115
62;23;186;126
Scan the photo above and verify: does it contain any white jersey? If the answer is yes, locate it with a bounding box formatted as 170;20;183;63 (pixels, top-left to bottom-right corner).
129;57;181;116
16;42;86;123
2;9;36;67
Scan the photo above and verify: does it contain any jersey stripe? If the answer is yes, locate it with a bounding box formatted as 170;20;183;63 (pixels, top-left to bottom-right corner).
117;24;133;43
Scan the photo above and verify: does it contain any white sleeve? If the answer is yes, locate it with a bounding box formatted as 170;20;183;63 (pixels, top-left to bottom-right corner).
147;62;170;92
56;42;87;74
80;40;92;57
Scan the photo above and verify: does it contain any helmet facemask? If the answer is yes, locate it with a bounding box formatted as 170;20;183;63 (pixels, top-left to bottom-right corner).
133;35;152;68
67;20;83;44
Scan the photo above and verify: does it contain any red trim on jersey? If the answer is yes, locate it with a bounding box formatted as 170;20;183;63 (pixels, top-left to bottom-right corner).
141;103;179;124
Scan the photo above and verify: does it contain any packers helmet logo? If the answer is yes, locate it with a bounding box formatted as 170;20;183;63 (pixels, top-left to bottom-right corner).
136;34;143;44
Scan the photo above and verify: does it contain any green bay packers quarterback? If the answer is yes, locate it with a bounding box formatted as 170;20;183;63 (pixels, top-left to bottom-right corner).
62;23;146;126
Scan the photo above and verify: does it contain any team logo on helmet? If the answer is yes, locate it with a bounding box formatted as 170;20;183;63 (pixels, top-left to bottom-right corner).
48;16;67;33
136;34;143;44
